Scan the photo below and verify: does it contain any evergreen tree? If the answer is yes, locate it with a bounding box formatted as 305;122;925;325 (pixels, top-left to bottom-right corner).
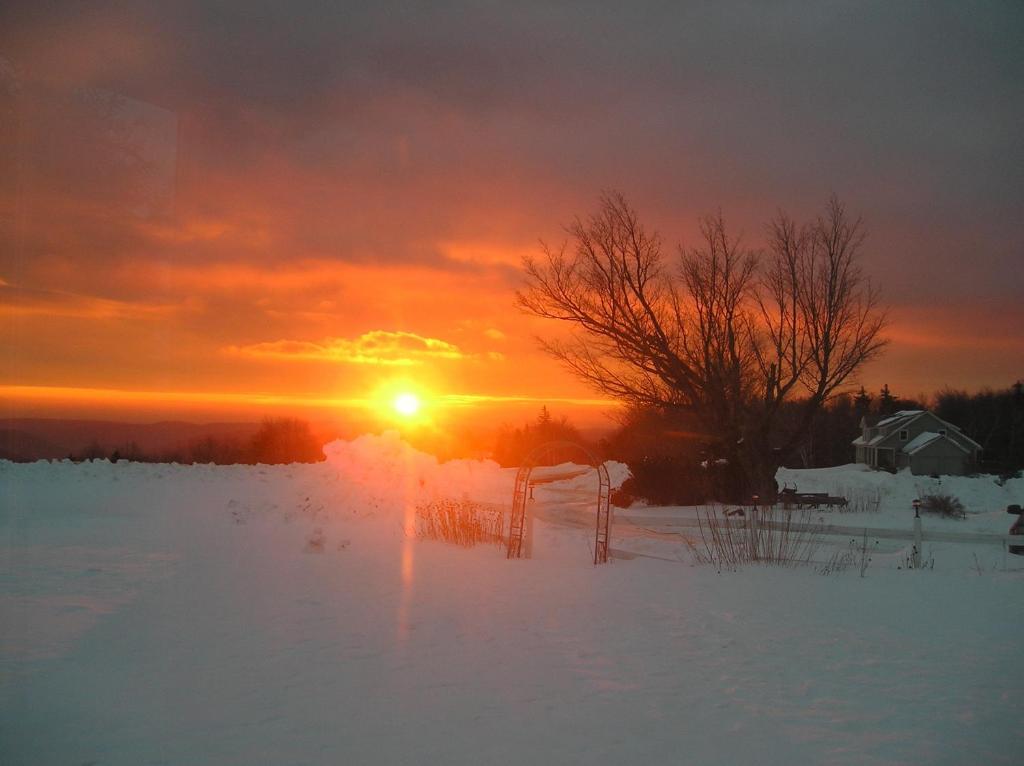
878;384;896;415
537;406;552;427
492;407;586;466
853;386;872;415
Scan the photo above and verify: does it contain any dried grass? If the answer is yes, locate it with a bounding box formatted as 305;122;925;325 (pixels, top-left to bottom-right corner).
415;499;506;548
816;532;879;576
835;486;882;514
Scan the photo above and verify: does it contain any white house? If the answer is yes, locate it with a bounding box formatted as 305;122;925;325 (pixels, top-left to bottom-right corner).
852;410;981;475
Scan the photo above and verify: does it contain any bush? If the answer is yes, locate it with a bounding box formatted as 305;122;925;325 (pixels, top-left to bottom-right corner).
688;507;825;570
610;482;636;508
624;455;712;505
599;406;742;504
996;469;1022;487
919;494;966;519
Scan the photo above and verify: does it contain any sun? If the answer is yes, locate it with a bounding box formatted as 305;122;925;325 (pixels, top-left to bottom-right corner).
393;392;421;417
372;379;433;424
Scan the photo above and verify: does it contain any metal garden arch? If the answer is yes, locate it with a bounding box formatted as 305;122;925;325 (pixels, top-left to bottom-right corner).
506;440;612;565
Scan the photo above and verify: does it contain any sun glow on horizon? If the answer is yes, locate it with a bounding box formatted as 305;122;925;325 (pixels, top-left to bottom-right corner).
368;379;434;425
393;392;421;417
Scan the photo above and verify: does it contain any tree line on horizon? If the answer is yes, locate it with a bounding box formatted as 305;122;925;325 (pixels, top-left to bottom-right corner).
495;381;1024;507
61;417;325;466
14;382;1022;502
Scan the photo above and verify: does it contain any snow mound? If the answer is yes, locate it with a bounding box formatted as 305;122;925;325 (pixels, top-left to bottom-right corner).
320;432;630;513
322;431;512;508
777;463;1024;517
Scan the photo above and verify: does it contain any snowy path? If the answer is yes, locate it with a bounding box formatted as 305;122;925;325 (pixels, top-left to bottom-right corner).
2;447;1024;765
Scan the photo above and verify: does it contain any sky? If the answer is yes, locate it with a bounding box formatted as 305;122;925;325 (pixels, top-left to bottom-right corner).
1;1;1022;430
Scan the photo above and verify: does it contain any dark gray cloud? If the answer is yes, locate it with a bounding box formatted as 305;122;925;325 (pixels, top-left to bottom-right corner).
2;0;1022;302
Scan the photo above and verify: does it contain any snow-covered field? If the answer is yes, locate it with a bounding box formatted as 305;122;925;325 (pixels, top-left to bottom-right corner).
2;432;1023;765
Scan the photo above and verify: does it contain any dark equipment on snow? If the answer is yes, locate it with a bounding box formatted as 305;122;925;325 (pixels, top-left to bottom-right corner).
1008;504;1024;556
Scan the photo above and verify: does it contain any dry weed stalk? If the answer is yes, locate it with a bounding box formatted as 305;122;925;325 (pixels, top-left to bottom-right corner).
415;499;505;548
837;486;882;514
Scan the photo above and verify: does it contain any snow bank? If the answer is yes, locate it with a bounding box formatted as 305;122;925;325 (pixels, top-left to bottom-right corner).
320;431;630;513
322;430;512;508
777;464;1023;515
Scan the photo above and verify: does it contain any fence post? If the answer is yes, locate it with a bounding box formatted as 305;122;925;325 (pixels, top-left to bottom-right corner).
912;498;922;568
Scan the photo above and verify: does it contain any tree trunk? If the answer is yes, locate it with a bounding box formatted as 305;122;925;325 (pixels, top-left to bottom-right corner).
732;438;779;504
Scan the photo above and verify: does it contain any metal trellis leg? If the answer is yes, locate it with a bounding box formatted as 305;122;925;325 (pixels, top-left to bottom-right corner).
507;466;530;558
594;464;612;564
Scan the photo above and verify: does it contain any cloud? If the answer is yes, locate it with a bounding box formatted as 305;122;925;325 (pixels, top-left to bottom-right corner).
2;1;1023;404
0;281;181;320
232;330;467;366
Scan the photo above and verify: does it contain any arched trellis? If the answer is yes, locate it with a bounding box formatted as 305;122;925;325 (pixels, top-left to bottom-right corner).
506;440;612;565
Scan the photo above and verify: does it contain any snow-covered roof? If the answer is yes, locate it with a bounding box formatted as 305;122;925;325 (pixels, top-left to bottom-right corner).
902;431;941;454
852;433;887;447
876;410;924;428
902;431;970;456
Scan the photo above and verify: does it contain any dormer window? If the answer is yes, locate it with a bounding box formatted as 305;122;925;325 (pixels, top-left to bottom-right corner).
899;429;908;441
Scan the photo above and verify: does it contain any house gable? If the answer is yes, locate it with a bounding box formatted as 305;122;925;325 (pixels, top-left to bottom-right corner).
852;408;980;473
903;431;969;456
873;411;978;453
873;411;931;449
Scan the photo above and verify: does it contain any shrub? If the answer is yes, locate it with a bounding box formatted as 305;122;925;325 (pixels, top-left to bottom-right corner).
619;455;714;506
919;494;966;519
610;481;636;508
688;507;824;569
996;469;1022;487
600;406;744;504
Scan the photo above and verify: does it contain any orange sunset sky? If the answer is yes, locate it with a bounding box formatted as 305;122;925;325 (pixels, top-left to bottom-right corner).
1;3;1022;432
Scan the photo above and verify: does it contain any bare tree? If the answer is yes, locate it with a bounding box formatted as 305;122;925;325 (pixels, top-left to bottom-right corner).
518;192;887;499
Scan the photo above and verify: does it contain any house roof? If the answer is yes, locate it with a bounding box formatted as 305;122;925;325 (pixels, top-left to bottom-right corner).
902;431;970;456
852;433;887;446
851;409;982;453
876;410;924;428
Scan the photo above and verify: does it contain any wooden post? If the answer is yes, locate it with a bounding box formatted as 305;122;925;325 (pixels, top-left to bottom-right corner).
912;499;922;568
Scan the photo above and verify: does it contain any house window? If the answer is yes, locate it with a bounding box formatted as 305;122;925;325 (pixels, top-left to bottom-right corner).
899;429;908;441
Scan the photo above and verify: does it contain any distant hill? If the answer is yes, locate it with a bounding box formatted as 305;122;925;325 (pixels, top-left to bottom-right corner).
0;419;262;461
